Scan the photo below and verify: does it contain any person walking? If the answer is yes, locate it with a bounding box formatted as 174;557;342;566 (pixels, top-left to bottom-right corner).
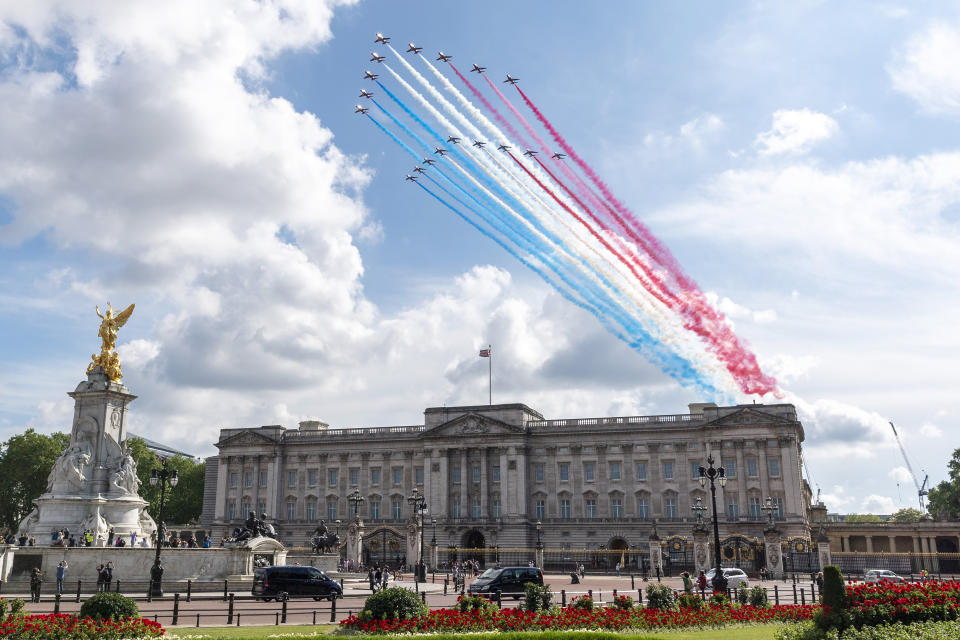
381;567;389;590
30;568;42;603
681;571;693;594
56;560;68;596
106;562;114;591
615;562;621;577
697;570;707;596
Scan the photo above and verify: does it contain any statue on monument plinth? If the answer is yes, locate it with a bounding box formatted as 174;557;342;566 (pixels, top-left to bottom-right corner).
46;445;92;494
86;303;135;382
110;447;140;495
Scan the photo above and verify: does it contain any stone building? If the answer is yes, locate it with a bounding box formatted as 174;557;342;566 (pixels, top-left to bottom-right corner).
202;402;812;569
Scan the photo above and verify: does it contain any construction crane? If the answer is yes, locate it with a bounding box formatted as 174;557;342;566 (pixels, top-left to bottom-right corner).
889;421;930;511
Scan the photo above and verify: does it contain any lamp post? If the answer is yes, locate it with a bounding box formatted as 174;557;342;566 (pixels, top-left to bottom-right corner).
348;488;366;520
692;497;707;527
407;487;427;581
698;454;728;593
535;520;543;549
761;497;777;528
148;459;178;597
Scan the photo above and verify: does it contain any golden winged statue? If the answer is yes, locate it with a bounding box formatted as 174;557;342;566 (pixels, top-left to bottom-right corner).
86;302;135;382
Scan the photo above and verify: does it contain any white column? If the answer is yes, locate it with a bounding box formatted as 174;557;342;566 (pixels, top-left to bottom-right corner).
500;450;511;516
460;449;468;517
422;450;431;516
438;451;449;517
266;459;279;519
480;448;488;518
735;443;747;517
214;456;229;520
780;438;800;515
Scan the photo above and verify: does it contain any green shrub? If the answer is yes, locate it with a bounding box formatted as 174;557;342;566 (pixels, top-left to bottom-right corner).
677;593;703;611
360;586;428;621
749;584;770;607
709;591;729;606
79;592;139;620
645;583;677;611
457;594;496;612
523;582;553;612
776;619;960;640
736;586;750;604
610;594;634;610
570;595;594;611
815;565;849;633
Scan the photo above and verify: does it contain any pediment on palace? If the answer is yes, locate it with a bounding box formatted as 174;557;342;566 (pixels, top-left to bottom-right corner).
421;413;525;439
703;408;797;429
216;430;279;449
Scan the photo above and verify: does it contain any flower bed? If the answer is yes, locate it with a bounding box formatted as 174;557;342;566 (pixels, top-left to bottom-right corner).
845;579;960;628
340;602;818;634
0;612;165;639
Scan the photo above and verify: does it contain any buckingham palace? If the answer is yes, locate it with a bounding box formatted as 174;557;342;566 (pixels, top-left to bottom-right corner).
201;401;812;571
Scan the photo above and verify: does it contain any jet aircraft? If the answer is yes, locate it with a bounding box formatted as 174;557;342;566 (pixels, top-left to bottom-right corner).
472;140;486;148
504;74;519;85
412;166;426;174
375;33;390;44
551;152;566;160
406;43;423;54
354;105;369;114
436;52;452;62
359;89;374;99
422;157;437;166
433;147;449;156
470;63;486;74
497;144;511;152
523;149;538;157
363;70;379;80
369;52;385;63
446;136;462;144
405;174;418;182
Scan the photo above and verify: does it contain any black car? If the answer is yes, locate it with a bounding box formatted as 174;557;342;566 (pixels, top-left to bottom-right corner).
252;566;342;601
468;566;543;599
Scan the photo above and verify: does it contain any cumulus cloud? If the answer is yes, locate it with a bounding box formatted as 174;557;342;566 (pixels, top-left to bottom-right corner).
889;22;960;116
919;422;943;438
755;108;839;155
861;494;897;514
680;114;724;147
888;466;914;484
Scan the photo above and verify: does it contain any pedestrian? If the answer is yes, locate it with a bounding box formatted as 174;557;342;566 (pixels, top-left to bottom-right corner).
374;567;381;592
107;527;115;546
106;562;114;590
368;568;376;592
682;571;693;594
56;560;68;596
30;567;42;602
760;566;767;582
95;564;105;592
130;530;137;547
85;530;93;547
68;535;76;548
381;567;389;590
616;562;621;577
655;563;662;582
815;571;824;593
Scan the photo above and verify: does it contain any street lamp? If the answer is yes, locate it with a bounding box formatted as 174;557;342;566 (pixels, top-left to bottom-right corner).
692;497;707;527
148;459;178;597
698;454;728;593
535;520;543;549
431;517;437;546
407;487;427;581
348;488;366;520
761;496;777;527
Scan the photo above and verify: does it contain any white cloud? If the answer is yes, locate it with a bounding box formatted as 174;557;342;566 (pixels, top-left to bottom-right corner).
703;292;778;326
889;22;960;116
861;494;898;514
888;466;913;484
755;108;839;155
680;114;724;147
919;422;943;438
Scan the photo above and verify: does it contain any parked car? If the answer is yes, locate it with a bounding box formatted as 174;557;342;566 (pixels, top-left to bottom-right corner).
468;566;543;599
865;569;905;583
252;566;342;601
705;567;750;589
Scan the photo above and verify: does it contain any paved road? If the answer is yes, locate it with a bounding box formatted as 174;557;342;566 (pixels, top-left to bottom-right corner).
16;573;818;628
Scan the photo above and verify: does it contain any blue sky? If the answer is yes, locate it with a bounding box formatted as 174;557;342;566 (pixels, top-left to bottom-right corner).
1;1;959;515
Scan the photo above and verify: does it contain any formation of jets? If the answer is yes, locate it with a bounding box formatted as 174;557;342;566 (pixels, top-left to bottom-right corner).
363;70;378;81
504;74;519;85
470;64;486;74
436;52;452;63
406;43;423;54
375;33;390;44
354;104;369;114
446;136;461;144
433;147;449;156
369;52;385;63
359;89;373;99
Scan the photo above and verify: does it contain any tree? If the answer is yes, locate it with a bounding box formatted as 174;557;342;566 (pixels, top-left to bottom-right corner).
927;447;960;521
0;429;70;531
890;507;926;523
844;513;883;523
127;438;205;525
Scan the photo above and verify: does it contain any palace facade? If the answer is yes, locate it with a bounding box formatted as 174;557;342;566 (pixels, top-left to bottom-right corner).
202;402;812;566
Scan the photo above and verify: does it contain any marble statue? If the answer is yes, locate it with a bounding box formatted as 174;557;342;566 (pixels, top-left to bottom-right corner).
46;445;92;493
82;507;109;537
111;448;140;494
86;302;134;382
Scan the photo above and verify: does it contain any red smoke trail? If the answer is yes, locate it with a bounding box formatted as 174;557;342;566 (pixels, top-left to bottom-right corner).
514;86;779;396
448;63;528;147
506;150;674;310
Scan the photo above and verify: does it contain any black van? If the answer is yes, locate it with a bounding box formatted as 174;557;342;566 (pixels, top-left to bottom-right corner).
468;566;543;598
252;566;342;601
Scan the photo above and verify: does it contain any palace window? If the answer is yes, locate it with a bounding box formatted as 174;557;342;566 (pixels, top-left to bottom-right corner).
241;502;250;518
747;459;759;477
749;496;762;518
636;462;647;481
258;501;265;515
260;471;268;487
472;464;481;483
559;499;571;519
559;463;569;482
327;500;337;521
393;467;403;485
371;468;381;485
637;497;649;518
308;470;317;486
349;469;359;486
724;459;736;478
370;500;380;519
416;466;424;484
772;496;785;519
662;461;674;480
287;471;297;488
534;464;544;483
244;472;252;488
287;501;296;521
664;496;677;518
769;458;781;477
452;500;461;518
535;499;545;520
609;462;621;481
690;461;701;479
727;497;739;519
230;473;238;488
611;498;623;518
492;465;500;482
584;462;595;482
472;499;481;518
228;502;236;520
452;465;461;483
492;498;501;518
392;500;402;519
306;502;316;521
585;498;597;518
328;469;337;487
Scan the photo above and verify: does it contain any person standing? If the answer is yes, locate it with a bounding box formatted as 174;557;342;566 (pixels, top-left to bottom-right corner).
616;562;621;577
56;560;68;596
106;562;114;591
30;568;42;603
697;570;707;596
368;568;376;592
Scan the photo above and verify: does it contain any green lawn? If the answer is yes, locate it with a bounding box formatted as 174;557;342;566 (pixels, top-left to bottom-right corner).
165;624;783;640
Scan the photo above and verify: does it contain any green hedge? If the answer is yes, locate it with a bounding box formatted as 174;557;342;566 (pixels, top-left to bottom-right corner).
777;620;960;640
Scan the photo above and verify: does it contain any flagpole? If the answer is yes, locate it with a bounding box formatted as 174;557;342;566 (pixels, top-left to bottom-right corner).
488;344;492;405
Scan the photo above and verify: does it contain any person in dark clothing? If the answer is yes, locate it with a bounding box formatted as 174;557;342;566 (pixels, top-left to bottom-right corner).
30;568;42;602
56;560;68;595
